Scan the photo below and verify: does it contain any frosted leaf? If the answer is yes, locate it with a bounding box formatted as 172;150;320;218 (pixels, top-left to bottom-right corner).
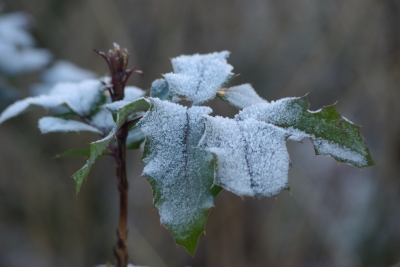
0;79;105;124
90;109;115;132
0;94;65;124
217;84;268;109
150;78;169;100
38;117;102;134
124;86;146;102
0;12;34;47
163;51;234;105
41;60;97;84
138;98;219;255
237;96;374;167
103;87;146;116
0;43;51;75
73;98;150;194
199;116;290;198
49;79;104;116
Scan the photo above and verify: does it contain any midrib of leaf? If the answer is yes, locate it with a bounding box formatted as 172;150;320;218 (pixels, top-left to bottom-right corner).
138;98;218;255
238;123;256;190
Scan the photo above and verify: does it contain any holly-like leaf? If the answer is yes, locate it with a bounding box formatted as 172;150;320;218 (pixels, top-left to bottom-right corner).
150;79;169;100
217;83;267;110
163;51;234;105
38;117;102;134
55;148;90;159
138;98;219;255
0;79;104;123
199;116;290;198
237;96;375;167
73;98;150;194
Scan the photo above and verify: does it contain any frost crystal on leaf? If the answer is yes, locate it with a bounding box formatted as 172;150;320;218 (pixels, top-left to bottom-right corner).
217;83;268;110
163;51;234;105
0;79;104;124
48;79;104;116
237;96;374;167
38;117;102;134
199;116;290;198
150;78;170;100
138;98;218;255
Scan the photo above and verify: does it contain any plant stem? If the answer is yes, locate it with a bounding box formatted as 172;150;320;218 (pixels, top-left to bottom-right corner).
114;122;129;267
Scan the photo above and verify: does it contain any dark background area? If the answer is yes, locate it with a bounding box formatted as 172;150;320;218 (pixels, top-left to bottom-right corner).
0;0;399;266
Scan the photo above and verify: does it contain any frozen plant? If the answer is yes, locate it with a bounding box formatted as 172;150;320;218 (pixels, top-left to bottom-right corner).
0;44;375;267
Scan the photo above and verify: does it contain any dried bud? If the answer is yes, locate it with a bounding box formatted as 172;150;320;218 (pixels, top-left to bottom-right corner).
94;43;143;102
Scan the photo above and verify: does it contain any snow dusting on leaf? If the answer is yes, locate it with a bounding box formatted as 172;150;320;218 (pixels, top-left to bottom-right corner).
199;116;290;198
138;98;219;255
90;109;115;132
217;83;268;109
237;96;374;167
48;79;104;116
163;51;234;105
0;79;104;124
124;86;146;102
0;95;65;124
38;117;102;134
150;78;170;100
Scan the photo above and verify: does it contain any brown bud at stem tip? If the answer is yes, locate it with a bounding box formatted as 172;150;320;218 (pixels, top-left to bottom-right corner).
94;43;143;102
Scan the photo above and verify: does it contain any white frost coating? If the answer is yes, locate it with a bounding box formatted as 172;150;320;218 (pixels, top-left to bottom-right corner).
38;117;102;134
218;84;268;109
138;98;215;243
49;79;103;116
164;51;234;105
41;60;97;84
124;86;146;102
237;97;300;125
0;79;103;124
313;138;367;166
0;95;64;123
103;87;146;114
90;109;115;131
199;116;290;198
286;126;311;141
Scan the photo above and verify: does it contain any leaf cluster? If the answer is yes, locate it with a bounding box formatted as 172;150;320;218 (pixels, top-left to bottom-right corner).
0;50;374;255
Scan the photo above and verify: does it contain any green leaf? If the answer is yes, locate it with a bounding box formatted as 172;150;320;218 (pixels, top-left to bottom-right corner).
73;98;150;194
237;96;375;168
199;116;290;198
163;51;234;105
217;83;267;110
138;98;219;255
55;148;90;158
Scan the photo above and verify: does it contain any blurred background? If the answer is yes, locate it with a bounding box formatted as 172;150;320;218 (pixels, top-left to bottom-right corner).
0;0;399;266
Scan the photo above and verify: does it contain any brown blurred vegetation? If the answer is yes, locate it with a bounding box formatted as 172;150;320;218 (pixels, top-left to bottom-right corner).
0;0;399;266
